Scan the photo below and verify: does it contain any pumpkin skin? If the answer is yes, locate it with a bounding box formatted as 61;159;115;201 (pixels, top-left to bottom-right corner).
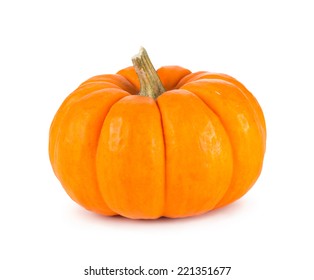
49;61;266;219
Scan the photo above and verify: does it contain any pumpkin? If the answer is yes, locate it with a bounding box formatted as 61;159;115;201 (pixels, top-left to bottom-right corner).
49;47;266;219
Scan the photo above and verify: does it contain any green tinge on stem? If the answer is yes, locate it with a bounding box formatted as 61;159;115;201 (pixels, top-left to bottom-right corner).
132;47;165;99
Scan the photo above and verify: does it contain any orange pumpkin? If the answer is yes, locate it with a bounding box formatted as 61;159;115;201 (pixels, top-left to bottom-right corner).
49;48;266;219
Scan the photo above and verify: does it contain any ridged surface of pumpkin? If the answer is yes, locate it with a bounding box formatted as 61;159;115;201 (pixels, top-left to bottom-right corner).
49;65;266;219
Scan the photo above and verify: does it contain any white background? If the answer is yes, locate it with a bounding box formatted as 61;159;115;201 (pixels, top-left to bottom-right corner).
1;0;313;279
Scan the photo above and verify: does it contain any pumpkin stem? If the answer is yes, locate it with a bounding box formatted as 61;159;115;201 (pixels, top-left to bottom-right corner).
132;47;165;99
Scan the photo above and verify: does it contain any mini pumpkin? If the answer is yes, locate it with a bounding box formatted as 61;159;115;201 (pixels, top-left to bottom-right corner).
49;48;266;219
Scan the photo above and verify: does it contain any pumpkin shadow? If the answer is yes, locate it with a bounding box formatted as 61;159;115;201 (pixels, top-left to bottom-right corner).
73;199;246;226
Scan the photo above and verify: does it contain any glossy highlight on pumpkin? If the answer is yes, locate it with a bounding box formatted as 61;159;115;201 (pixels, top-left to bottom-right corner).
49;49;266;219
